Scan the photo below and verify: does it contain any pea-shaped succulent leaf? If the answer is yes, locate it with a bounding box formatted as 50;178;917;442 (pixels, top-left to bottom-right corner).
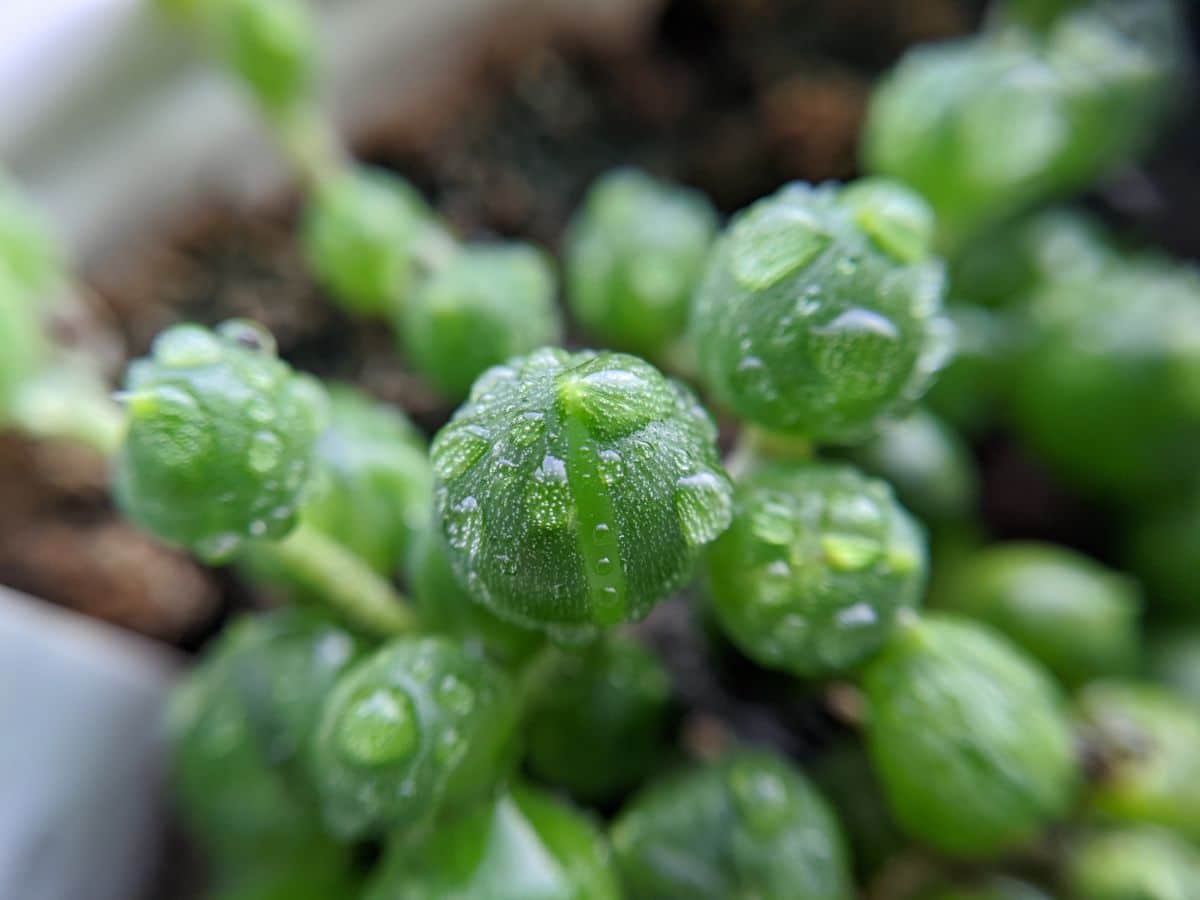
310;635;519;839
0;173;62;298
209;837;359;900
565;168;717;358
950;208;1111;309
525;634;673;802
863;8;1182;244
863;615;1078;857
812;741;906;879
402;242;562;400
919;876;1054;900
363;784;621;900
1076;681;1200;841
222;609;365;769
1066;827;1200;900
690;179;949;443
114;320;326;561
407;524;544;667
431;348;732;637
1011;256;1200;502
0;271;46;420
216;0;316;112
1148;630;1200;709
301;167;446;314
301;384;431;573
167;627;327;862
611;749;854;900
939;543;1141;688
707;460;927;677
842;408;978;524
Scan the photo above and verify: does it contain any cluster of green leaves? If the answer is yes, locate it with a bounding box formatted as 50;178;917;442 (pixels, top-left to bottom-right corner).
3;0;1198;896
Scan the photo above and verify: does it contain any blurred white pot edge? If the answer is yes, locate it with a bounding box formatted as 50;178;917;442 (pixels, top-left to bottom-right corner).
0;585;181;900
0;0;656;269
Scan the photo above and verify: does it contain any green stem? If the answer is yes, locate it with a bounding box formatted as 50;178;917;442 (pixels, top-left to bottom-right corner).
270;103;346;189
724;425;814;479
263;520;417;638
9;370;125;456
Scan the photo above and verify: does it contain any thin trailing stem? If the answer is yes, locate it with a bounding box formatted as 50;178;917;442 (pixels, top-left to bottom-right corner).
260;520;417;638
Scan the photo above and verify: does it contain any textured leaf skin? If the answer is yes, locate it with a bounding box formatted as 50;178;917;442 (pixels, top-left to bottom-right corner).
941;543;1141;688
114;320;326;561
1066;826;1200;900
1011;257;1200;503
611;749;854;900
690;179;948;443
301;168;438;314
363;785;621;900
525;634;672;802
402;242;562;401
707;460;927;677
309;636;519;839
863;616;1078;857
431;348;732;637
1076;681;1200;842
565;168;717;358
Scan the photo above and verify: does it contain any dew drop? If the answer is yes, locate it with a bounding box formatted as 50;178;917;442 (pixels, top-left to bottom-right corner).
336;686;419;767
194;532;242;563
594;556;614;575
749;498;796;546
821;534;881;571
154;326;223;368
248;431;283;474
593;523;612;543
437;674;476;717
836;601;879;629
729;765;792;836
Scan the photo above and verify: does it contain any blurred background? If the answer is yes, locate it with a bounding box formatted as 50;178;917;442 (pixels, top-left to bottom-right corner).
0;0;1197;897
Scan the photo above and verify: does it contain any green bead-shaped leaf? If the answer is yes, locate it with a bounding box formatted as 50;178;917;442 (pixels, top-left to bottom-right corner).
363;784;621;900
1011;255;1200;503
863;615;1078;857
216;0;316;112
401;242;562;400
565;168;717;359
309;636;519;839
114;319;326;561
612;749;854;900
301;167;444;314
690;180;949;443
525;635;673;802
430;348;732;637
707;460;927;677
167;625;332;864
939;542;1142;688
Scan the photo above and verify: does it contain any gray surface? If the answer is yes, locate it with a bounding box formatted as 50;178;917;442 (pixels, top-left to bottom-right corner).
0;587;180;900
